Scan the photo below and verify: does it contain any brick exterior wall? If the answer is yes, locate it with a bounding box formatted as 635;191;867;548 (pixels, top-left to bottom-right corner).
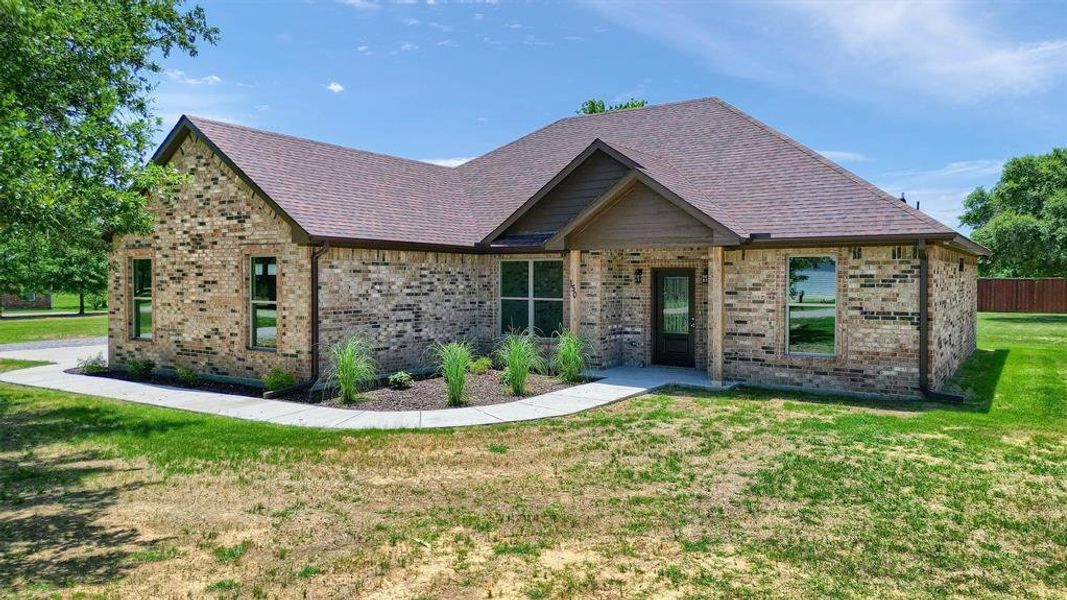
317;249;570;373
577;249;708;368
721;245;925;398
108;134;313;381
928;245;978;390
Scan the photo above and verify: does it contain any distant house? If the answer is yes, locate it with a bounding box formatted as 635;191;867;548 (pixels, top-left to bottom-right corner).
0;293;51;311
108;97;986;398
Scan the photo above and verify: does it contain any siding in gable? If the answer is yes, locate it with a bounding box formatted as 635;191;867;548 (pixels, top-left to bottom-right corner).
566;182;716;250
503;150;629;237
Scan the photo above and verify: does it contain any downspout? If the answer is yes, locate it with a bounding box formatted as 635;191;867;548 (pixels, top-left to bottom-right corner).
917;240;966;403
262;241;329;399
918;240;929;395
310;241;331;382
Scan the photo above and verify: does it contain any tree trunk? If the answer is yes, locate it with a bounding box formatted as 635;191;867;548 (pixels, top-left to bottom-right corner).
79;292;85;315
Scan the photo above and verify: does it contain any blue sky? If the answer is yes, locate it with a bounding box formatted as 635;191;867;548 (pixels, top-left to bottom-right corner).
153;0;1067;231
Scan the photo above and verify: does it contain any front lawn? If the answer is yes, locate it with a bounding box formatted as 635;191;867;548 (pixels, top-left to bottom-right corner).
0;314;1064;598
0;314;107;345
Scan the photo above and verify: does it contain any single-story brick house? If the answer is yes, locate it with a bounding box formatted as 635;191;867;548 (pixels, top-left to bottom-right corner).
109;97;987;398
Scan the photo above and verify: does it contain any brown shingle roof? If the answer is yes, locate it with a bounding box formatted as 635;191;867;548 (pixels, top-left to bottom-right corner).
156;97;972;251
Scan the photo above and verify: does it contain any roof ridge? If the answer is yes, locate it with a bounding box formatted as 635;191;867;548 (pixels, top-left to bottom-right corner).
708;99;952;233
184;115;458;172
555;96;722;123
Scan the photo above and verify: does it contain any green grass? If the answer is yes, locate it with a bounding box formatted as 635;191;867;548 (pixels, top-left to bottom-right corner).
0;314;107;345
0;313;1064;598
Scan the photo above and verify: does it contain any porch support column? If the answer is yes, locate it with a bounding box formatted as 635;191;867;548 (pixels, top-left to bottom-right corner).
708;246;725;381
569;249;581;333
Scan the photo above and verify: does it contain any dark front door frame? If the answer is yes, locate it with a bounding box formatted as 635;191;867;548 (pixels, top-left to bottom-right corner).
652;268;696;367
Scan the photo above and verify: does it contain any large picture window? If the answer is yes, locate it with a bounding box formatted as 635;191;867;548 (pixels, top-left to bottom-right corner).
131;259;153;339
250;257;278;349
787;256;837;355
500;259;563;336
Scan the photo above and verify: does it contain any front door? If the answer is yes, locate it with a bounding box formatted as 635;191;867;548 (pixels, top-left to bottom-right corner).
653;269;695;367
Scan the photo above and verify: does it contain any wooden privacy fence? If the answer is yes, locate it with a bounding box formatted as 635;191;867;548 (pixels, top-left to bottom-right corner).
977;278;1067;313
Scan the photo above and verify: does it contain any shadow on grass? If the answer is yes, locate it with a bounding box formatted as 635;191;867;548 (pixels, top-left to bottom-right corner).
0;449;154;590
980;314;1067;324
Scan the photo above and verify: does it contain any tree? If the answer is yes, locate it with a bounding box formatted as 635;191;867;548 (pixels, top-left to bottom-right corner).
576;98;648;115
961;148;1067;277
0;0;218;242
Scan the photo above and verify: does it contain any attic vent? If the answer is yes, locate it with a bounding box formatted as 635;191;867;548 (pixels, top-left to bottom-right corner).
851;247;862;260
959;258;965;272
891;246;915;260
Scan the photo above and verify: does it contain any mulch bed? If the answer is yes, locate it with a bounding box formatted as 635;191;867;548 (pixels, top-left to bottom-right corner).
70;368;267;398
284;370;583;411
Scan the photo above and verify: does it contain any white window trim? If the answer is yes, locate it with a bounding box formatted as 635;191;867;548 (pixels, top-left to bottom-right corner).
249;255;278;351
785;254;838;357
499;258;564;338
131;258;153;340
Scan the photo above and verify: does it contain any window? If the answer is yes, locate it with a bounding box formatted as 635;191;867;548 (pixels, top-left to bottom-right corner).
787;256;836;355
131;259;153;339
250;257;278;349
500;260;563;336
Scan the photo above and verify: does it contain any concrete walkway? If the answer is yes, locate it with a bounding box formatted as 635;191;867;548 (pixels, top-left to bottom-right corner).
0;342;736;430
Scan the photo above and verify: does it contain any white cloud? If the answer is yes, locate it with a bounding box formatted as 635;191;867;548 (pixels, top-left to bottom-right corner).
816;150;868;163
325;81;345;93
356;45;371;54
340;0;380;9
428;21;453;32
399;42;419;52
255;104;271;113
165;70;222;86
473;12;484;20
505;22;524;29
420;156;475;167
584;1;1067;104
402;17;421;26
874;159;1005;229
565;35;585;42
437;39;457;47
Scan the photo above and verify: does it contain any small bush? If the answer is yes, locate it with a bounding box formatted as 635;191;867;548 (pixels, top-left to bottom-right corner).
77;352;108;375
325;336;377;404
176;366;200;386
496;333;545;396
553;329;587;383
469;356;493;375
388;371;413;390
126;358;155;380
213;540;251;564
435;341;473;407
263;367;296;391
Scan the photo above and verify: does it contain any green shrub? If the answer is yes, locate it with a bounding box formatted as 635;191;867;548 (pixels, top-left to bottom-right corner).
496;333;545;396
498;367;510;384
325;336;377;404
263;367;296;391
77;352;108;374
469;356;493;375
435;341;473;407
126;358;155;380
388;370;413;390
176;366;200;386
553;329;587;383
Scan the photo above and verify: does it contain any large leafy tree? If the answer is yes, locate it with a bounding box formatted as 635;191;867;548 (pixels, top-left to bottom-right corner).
0;0;217;302
961;148;1067;277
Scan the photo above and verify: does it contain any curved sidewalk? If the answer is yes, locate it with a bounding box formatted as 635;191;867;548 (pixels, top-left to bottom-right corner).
0;342;734;429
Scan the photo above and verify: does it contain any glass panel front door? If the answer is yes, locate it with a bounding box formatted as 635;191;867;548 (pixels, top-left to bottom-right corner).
654;269;695;367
